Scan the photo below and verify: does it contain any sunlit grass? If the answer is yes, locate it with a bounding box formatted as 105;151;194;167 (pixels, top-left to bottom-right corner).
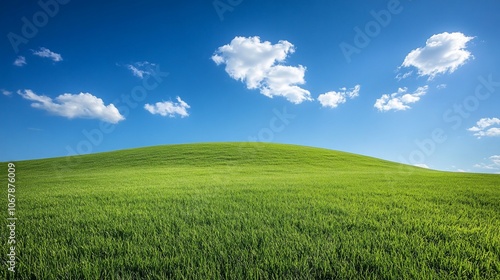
1;143;499;279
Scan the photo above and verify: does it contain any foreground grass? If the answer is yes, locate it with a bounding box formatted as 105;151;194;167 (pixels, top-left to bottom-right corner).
1;143;499;279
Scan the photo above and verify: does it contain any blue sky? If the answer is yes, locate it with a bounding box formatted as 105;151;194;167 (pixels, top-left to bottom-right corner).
1;0;499;173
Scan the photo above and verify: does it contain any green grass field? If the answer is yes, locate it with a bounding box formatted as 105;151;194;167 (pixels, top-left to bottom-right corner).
2;142;500;279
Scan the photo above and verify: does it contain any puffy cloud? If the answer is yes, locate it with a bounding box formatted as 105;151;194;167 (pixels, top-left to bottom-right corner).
318;85;360;108
144;97;190;118
18;89;124;123
32;47;63;62
212;36;312;104
374;86;429;112
13;56;26;66
1;89;12;96
401;32;474;79
414;163;429;169
126;61;156;79
468;118;500;138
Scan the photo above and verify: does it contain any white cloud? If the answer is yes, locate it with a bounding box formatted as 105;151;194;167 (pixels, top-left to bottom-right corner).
414;163;429;169
395;71;413;81
473;163;495;170
212;36;312;104
436;84;447;89
374;85;429;112
318;85;360;108
18;89;124;123
468;118;500;138
126;61;156;79
1;89;12;96
474;155;500;170
491;155;500;166
401;32;474;79
33;47;63;62
144;97;190;118
13;56;26;66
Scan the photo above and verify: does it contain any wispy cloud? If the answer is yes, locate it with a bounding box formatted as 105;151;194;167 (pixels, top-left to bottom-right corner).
144;97;190;118
474;155;500;171
395;71;412;81
436;84;447;89
400;32;474;79
32;47;63;62
13;56;27;66
414;163;430;169
468;118;500;138
318;85;360;109
1;89;12;96
18;89;124;123
374;86;429;112
125;61;156;79
212;36;312;104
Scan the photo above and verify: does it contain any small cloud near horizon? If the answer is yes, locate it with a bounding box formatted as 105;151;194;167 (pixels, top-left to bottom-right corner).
473;155;500;171
414;163;430;169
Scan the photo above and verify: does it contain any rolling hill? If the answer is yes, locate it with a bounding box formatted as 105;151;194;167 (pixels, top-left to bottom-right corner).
2;143;499;279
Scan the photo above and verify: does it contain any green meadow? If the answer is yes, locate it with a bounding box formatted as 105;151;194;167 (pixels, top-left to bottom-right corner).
1;143;499;279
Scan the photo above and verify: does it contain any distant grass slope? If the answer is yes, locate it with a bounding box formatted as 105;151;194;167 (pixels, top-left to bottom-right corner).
1;143;499;279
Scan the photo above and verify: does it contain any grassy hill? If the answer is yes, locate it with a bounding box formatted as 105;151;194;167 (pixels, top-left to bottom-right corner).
2;143;499;279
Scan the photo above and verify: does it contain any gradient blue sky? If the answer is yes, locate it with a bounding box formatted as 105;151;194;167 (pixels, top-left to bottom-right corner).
1;0;499;173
